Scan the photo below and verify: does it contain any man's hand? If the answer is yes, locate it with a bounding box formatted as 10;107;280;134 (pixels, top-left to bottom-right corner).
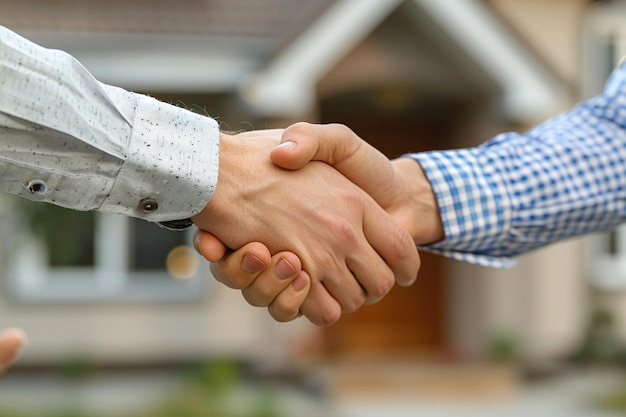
191;128;419;325
0;328;26;375
194;233;312;322
195;123;443;324
271;122;443;245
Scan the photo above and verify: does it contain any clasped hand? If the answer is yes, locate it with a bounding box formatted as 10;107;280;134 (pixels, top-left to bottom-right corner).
194;123;444;325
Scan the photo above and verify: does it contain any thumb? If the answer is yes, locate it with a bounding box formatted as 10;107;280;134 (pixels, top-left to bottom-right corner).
271;122;397;206
270;122;324;170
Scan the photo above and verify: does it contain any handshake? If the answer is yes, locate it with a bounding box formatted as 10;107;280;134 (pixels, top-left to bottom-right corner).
0;122;439;375
4;22;624;375
192;122;444;326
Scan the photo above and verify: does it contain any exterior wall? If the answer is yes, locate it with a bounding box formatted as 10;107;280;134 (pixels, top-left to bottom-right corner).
518;241;588;361
489;0;589;87
0;0;595;367
0;283;284;365
447;240;588;362
447;0;591;363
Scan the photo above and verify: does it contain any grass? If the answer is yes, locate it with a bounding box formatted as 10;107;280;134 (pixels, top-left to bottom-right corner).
0;360;285;417
596;380;626;412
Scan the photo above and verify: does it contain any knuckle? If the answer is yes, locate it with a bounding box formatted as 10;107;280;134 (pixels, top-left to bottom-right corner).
342;190;368;214
328;123;359;157
271;313;296;323
268;304;299;323
211;264;255;290
390;223;416;261
305;255;332;285
329;216;359;244
334;122;349;130
342;291;366;314
209;264;225;284
270;295;304;323
368;270;395;301
408;261;420;283
329;122;351;136
257;287;276;303
242;292;265;307
242;287;273;308
388;223;420;283
220;275;252;290
314;307;341;327
286;121;314;137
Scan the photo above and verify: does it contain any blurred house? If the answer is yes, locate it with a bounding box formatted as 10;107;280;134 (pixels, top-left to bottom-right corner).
0;0;620;373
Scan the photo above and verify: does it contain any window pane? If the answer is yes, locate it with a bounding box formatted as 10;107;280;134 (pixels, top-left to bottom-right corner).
20;201;95;267
128;218;187;271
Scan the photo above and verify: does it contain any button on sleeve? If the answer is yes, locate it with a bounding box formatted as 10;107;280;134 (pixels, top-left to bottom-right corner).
99;93;220;222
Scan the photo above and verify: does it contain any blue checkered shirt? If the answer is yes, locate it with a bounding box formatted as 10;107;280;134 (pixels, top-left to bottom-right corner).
410;64;626;268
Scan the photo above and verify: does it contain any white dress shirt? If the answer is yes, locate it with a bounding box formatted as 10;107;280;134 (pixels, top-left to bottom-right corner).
0;25;219;225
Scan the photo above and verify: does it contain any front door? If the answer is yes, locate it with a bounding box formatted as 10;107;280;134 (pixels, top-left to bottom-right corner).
319;92;466;356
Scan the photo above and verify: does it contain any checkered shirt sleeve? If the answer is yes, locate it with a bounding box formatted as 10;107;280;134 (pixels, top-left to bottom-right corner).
410;64;626;267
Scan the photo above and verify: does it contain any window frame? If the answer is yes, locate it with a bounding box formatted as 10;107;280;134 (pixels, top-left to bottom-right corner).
6;210;209;303
583;4;626;291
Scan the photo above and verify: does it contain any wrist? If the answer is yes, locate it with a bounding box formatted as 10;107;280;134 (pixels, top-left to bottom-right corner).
392;158;444;245
192;130;284;247
192;132;238;230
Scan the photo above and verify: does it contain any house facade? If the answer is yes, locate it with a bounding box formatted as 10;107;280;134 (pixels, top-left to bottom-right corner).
0;0;621;370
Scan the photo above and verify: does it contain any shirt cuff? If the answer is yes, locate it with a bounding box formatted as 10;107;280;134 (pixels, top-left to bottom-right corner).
409;149;516;268
100;92;220;223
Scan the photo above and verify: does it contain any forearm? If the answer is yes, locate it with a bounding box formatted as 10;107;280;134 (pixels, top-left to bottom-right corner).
0;25;219;224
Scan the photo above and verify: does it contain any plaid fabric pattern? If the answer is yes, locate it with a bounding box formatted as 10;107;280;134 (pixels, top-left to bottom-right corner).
410;64;626;268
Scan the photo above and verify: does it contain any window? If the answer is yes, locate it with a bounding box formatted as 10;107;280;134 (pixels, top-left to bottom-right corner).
584;4;626;290
4;196;209;302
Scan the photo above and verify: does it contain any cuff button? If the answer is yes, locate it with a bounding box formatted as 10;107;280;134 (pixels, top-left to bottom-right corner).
26;179;47;194
139;198;159;213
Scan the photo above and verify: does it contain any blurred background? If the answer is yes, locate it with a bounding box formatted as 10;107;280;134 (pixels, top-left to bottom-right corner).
1;0;626;416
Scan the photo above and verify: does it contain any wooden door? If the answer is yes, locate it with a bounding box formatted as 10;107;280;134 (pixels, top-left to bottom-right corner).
318;91;471;357
323;251;445;355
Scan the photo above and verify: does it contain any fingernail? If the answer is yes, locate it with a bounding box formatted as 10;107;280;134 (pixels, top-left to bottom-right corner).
192;230;201;252
277;141;297;151
275;259;295;280
241;254;265;273
291;274;307;292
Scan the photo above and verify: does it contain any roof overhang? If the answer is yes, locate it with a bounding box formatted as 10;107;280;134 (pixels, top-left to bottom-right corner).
241;0;570;122
19;31;269;93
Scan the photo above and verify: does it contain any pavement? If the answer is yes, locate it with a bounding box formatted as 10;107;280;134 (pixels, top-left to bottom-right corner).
330;364;626;417
0;363;624;417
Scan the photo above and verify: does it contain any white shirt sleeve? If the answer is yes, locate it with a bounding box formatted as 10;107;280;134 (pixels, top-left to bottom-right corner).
0;25;219;223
